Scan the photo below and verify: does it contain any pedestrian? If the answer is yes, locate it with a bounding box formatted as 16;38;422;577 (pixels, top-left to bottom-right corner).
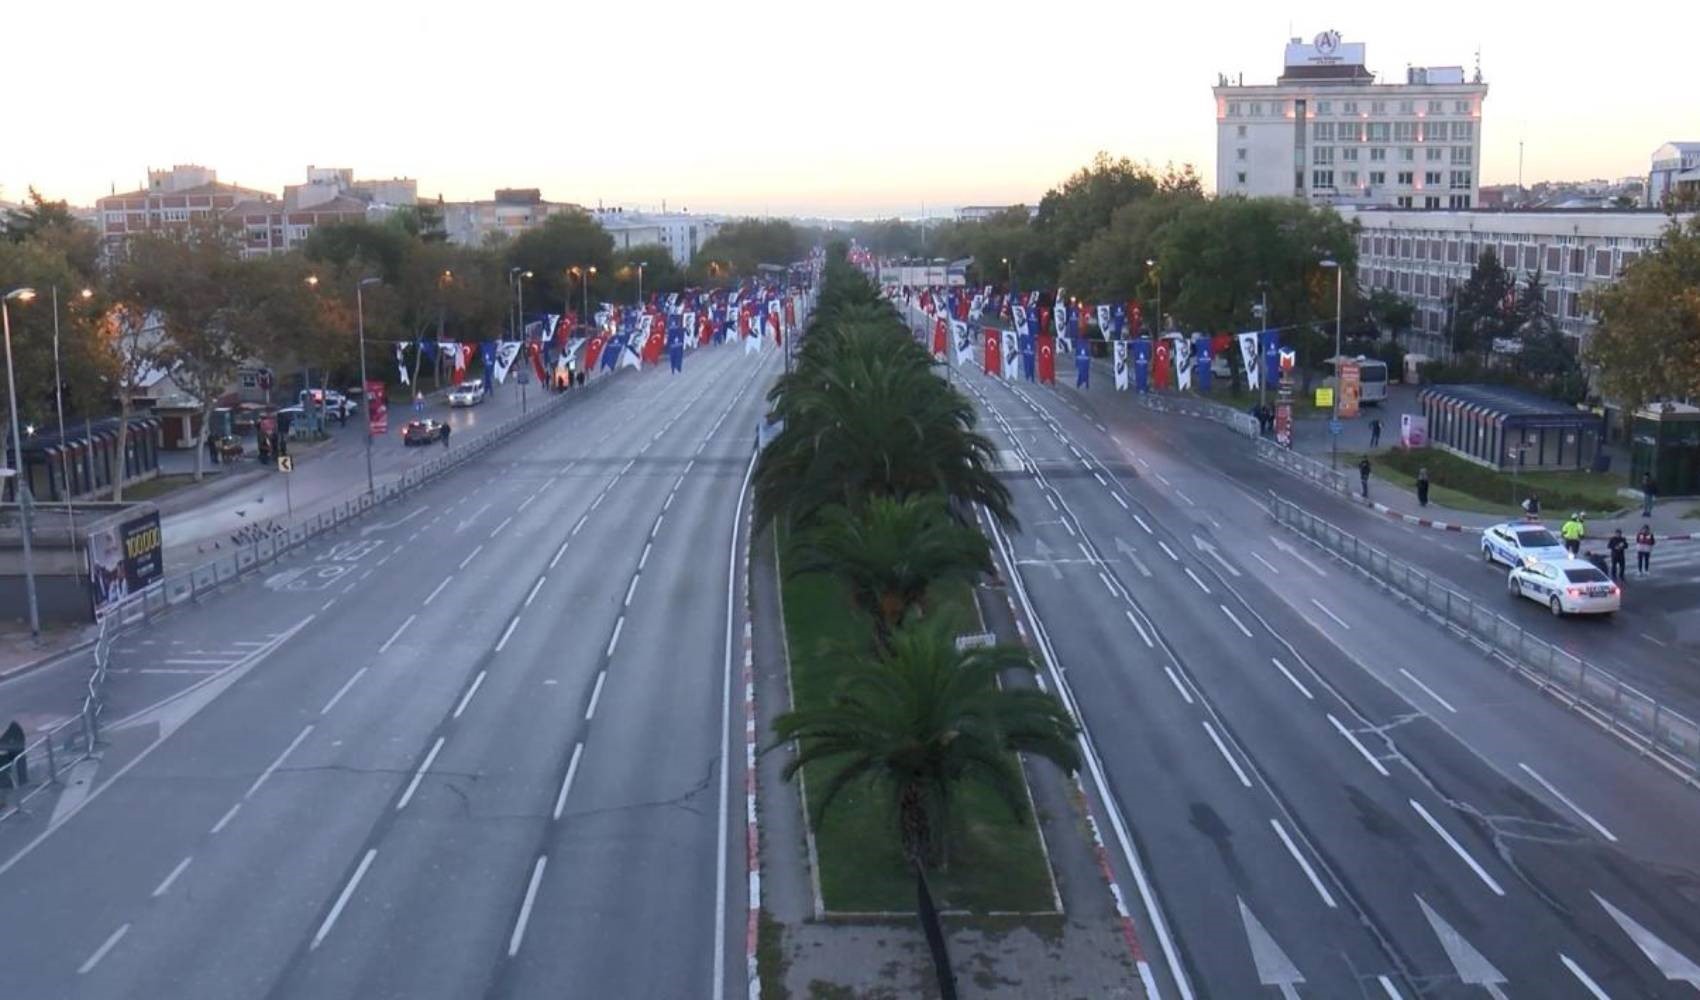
1641;472;1658;518
1607;528;1628;581
1357;456;1371;499
1521;492;1542;521
441;423;451;449
1369;417;1382;449
207;434;219;465
1415;466;1430;507
1636;524;1655;575
1560;512;1585;557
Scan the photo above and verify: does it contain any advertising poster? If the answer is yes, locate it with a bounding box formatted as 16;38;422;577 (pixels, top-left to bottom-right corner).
366;380;389;436
1338;360;1361;419
88;508;163;617
1400;414;1428;448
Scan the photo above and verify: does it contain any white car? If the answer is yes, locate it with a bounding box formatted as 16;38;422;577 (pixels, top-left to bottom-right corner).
1507;558;1620;617
299;389;357;418
1481;521;1570;568
448;380;486;407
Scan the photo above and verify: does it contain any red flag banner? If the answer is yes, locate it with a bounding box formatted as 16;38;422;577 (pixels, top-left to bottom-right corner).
583;334;607;373
932;318;947;359
983;328;1001;376
1153;342;1171;390
529;341;547;384
365;380;388;436
1036;335;1056;384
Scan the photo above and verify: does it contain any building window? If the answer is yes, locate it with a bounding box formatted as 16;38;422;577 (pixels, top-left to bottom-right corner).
1312;169;1335;189
1367;122;1390;142
1429;239;1443;259
1370;148;1387;162
1449;170;1472;189
1373;236;1386;255
1369;171;1386;185
1313;147;1334;164
1425;171;1443;185
1342;122;1365;142
1454;99;1470;114
1371;100;1387;114
1236;147;1247;161
1398;99;1415;114
1425;196;1441;209
1343;170;1359;186
1342;147;1359;161
1228;102;1242;117
1402;148;1416;162
1343;100;1359;114
1426;147;1443;161
1429;274;1442;295
1236;125;1247;137
1399;270;1413;290
1236;172;1247;185
1523;246;1539;271
1397;171;1415;185
1400;238;1414;258
1595;249;1612;277
1428;99;1444;114
1620;249;1640;270
1416;240;1427;260
1451;121;1474;141
1447;241;1460;262
1546;247;1562;272
1451;147;1472;164
1249;102;1263;116
1313;122;1335;141
1317;100;1332;115
1394;122;1416;142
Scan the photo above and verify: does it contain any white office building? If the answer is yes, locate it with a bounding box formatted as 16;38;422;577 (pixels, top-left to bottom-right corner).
592;208;720;266
1647;141;1700;207
1342;207;1688;352
1214;31;1488;209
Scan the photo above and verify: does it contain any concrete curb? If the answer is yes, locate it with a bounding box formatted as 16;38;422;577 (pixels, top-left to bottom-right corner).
0;636;96;684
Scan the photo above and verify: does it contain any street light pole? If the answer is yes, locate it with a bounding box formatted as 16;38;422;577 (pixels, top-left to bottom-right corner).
51;286;85;549
516;270;532;412
1321;260;1344;469
1258;286;1270;412
1146;258;1161;337
356;277;381;496
637;261;647;308
3;287;41;639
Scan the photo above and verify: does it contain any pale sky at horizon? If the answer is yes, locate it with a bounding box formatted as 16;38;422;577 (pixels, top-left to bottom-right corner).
5;0;1694;219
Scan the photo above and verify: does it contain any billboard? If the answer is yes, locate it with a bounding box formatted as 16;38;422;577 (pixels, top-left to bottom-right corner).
1400;414;1428;449
366;381;388;436
88;507;163;617
1338;360;1361;419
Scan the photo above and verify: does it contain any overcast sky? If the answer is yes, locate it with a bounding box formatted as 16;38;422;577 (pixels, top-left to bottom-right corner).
4;0;1692;219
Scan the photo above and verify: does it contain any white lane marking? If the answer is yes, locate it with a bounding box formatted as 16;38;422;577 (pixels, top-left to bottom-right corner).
517;495;535;513
319;598;336;612
458;544;483;570
550;541;570;569
1113;493;1128;509
379;614;417;655
1098;571;1118;596
1153;472;1171;486
1157;540;1178;561
1519;763;1617;842
663;492;676;512
1093;472;1108;487
1044;494;1059;511
495;616;521;652
453;671;487;719
585;671;607;720
1271;819;1338;908
572;515;588;536
624;575;640;607
1640;632;1667;648
424;576;452;606
1309;599;1352;630
1124;610;1154;648
78;923;130;974
1377;975;1404;999
490;515;513;538
1398;668;1458;713
525;576;547;608
1137;457;1151;469
552;743;584;821
638;542;652;570
1174;488;1195;506
1250;551;1280;575
589;493;605;511
508;855;549;957
245;724;314;799
1061;518;1078;537
1202;721;1252;788
606;616;625;657
1163;666;1194;704
342;581;358;594
1077;541;1094;561
210;802;241;834
152;856;193;898
651;513;665;537
1133;514;1153;534
1269;658;1314;700
1327;714;1390;777
1183;567;1211;594
1410;799;1505;896
1219;604;1253;638
396;737;446;811
311;848;378;949
1559;955;1613;999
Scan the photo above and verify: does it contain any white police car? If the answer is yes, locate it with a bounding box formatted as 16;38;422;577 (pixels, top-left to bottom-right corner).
1481;522;1570;568
447;380;485;407
1507;558;1621;617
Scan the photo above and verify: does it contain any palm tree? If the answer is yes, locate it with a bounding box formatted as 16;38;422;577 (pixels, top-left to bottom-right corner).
791;495;992;645
770;619;1079;871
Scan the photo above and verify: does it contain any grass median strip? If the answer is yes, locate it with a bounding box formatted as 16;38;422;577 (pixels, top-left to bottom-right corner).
778;547;1056;915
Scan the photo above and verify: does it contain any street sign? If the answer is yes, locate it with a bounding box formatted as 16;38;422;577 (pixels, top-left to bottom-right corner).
1314;386;1335;408
953;632;996;652
277;456;294;473
1328;419;1343;436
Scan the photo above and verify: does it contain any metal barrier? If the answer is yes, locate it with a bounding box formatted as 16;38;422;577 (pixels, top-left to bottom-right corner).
0;614;114;819
1135;391;1262;438
1256;438;1351;497
1268;491;1700;781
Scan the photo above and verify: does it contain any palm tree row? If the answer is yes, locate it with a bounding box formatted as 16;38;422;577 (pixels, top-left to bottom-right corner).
761;246;1079;896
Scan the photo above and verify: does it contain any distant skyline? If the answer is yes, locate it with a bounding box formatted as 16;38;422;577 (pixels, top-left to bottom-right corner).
4;1;1693;220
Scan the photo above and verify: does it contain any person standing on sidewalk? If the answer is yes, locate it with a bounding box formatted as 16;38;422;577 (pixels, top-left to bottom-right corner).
1607;529;1629;581
1415;466;1430;507
1357;456;1372;499
1369;417;1382;449
1636;524;1655;575
441;423;452;449
1641;472;1658;518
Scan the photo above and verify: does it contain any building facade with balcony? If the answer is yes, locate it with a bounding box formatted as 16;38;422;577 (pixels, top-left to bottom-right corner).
1214;32;1488;209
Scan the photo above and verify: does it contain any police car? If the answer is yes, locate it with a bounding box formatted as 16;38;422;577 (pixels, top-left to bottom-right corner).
1480;522;1570;568
1507;558;1621;617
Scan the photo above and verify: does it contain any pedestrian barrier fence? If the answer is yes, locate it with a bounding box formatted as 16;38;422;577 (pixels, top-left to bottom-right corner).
1256;438;1351;498
1135;391;1262;439
0;612;113;818
1268;491;1700;782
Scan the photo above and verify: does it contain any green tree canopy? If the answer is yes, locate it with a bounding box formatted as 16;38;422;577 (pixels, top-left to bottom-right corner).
691;219;805;282
505;210;617;314
1586;215;1700;409
609;244;681;303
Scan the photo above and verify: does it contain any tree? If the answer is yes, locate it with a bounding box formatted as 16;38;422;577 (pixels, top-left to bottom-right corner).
690;219;804;281
791;495;992;645
770;619;1079;872
1454;247;1516;356
1586;215;1700;410
1035;153;1159;269
1365;289;1416;341
505;210;616;314
610;244;681;303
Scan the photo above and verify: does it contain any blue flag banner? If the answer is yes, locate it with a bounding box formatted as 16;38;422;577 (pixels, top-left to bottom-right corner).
1075;337;1091;388
1112;304;1128;338
1261;330;1282;387
1019;332;1036;381
666;317;685;373
418;339;436;361
1193;335;1212;392
480;341;497;392
1133;338;1151;393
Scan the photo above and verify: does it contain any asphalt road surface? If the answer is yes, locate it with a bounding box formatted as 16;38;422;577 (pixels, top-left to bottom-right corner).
952;359;1700;1000
0;340;777;999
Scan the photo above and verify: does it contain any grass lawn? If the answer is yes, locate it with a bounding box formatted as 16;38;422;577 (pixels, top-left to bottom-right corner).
776;536;1057;914
1206;387;1328;415
1354;447;1629;519
1684;504;1700;521
118;474;202;501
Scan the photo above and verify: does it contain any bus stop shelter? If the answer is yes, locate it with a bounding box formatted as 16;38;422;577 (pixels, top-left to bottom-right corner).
1417;384;1601;471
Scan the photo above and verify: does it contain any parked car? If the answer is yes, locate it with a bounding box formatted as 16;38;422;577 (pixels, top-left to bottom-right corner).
448;380;486;407
299;389;357;419
403;419;449;446
1507;558;1620;617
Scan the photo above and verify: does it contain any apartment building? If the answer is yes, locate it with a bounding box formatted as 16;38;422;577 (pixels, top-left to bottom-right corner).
1648;142;1700;207
1214;31;1488;209
95;165;272;253
442;189;582;247
592;208;720;266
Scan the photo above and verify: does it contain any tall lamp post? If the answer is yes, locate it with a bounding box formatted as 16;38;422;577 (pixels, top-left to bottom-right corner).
51;286;93;548
636;261;647;307
1145;258;1161;337
1001;256;1012;290
1253;282;1271;411
355;276;382;495
1320;259;1344;469
3;287;41;638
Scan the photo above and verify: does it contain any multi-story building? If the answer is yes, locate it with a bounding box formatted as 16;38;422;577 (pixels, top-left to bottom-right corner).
1342;207;1690;352
592;208;720;266
1214;32;1488;209
955;205;1034;222
441;189;582;247
1647;142;1700;207
226;165;415;258
95;165;272;253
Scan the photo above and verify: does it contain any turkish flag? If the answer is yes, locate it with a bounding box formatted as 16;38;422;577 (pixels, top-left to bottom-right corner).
554;316;572;351
1153;343;1171;390
983;329;1001;376
528;341;548;384
583;334;607;373
932;318;947;359
1129;303;1143;337
642;315;665;366
452;342;473;384
1037;335;1056;384
698;313;712;346
1039;307;1052;338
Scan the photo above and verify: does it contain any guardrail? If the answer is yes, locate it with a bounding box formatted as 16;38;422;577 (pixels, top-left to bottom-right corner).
1256;438;1351;497
0;614;112;819
1268;491;1700;783
1134;391;1261;438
